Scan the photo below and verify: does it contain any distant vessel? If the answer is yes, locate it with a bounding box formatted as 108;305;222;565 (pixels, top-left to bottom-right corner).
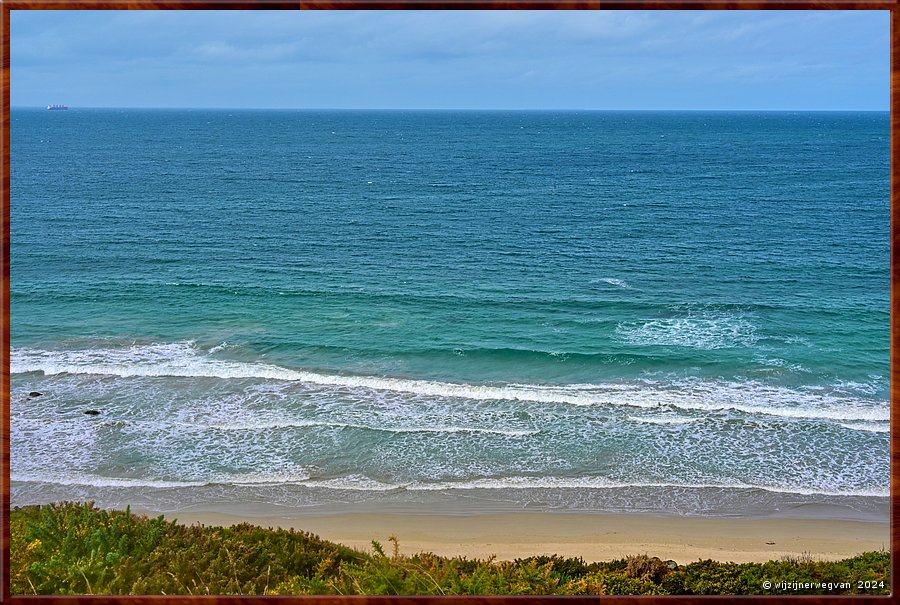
47;104;68;111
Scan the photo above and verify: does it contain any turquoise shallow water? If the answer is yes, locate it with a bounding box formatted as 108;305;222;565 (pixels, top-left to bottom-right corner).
9;108;889;515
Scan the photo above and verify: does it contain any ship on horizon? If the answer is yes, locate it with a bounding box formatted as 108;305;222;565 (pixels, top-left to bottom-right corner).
47;104;68;110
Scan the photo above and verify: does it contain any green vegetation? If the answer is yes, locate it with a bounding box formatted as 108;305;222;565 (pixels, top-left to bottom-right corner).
11;502;890;595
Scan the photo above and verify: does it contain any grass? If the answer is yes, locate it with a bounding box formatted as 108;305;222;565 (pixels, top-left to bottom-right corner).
10;502;891;595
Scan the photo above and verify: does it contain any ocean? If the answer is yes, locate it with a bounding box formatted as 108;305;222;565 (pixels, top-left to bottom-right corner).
9;108;889;518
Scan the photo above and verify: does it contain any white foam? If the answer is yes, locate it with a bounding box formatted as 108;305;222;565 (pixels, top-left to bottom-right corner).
299;475;403;491
385;426;536;437
753;356;809;373
11;343;888;422
209;420;537;437
839;422;890;434
591;277;631;289
405;476;889;497
209;341;238;354
832;381;882;396
626;416;700;425
227;470;314;485
615;314;758;350
13;473;885;498
11;473;207;488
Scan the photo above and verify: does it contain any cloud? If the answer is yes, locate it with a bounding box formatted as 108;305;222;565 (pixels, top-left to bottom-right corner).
187;40;300;61
10;10;889;110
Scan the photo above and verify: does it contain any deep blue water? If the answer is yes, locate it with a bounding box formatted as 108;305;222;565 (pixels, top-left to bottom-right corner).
9;108;889;515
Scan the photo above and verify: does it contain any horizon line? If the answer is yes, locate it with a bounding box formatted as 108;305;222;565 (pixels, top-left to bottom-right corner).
11;105;890;112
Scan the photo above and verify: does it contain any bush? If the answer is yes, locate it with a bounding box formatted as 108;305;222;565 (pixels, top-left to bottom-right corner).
663;559;745;595
625;553;670;583
11;502;364;595
515;554;589;580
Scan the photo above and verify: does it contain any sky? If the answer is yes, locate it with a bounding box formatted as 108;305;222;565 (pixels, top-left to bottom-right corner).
10;10;889;111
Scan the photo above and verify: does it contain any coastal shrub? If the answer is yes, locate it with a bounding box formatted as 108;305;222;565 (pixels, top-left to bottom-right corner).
18;501;172;594
835;549;891;584
515;554;589;580
624;553;670;583
595;557;628;573
599;572;668;595
662;559;745;594
11;502;364;595
662;552;891;596
10;502;891;596
560;571;607;595
737;551;890;595
277;552;567;595
505;560;563;595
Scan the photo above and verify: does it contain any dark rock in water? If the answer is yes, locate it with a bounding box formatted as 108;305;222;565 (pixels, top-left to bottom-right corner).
28;391;43;398
84;410;101;416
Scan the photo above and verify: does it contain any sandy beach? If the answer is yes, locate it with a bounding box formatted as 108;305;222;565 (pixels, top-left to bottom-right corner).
157;510;889;565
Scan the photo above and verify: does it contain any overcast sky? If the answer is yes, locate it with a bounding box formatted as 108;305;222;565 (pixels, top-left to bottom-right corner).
10;10;889;110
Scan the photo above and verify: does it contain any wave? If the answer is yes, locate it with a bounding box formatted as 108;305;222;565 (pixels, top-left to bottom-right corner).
22;280;814;316
408;476;889;498
839;422;890;434
208;419;537;437
11;472;888;498
625;416;700;425
10;473;208;489
615;313;758;350
11;343;888;422
590;277;631;289
151;280;660;309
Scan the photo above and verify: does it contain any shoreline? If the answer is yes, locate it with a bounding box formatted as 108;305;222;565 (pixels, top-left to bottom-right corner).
14;480;890;564
148;508;889;565
13;480;889;522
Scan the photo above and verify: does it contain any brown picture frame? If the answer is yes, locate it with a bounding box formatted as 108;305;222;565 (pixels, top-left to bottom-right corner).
0;2;895;602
